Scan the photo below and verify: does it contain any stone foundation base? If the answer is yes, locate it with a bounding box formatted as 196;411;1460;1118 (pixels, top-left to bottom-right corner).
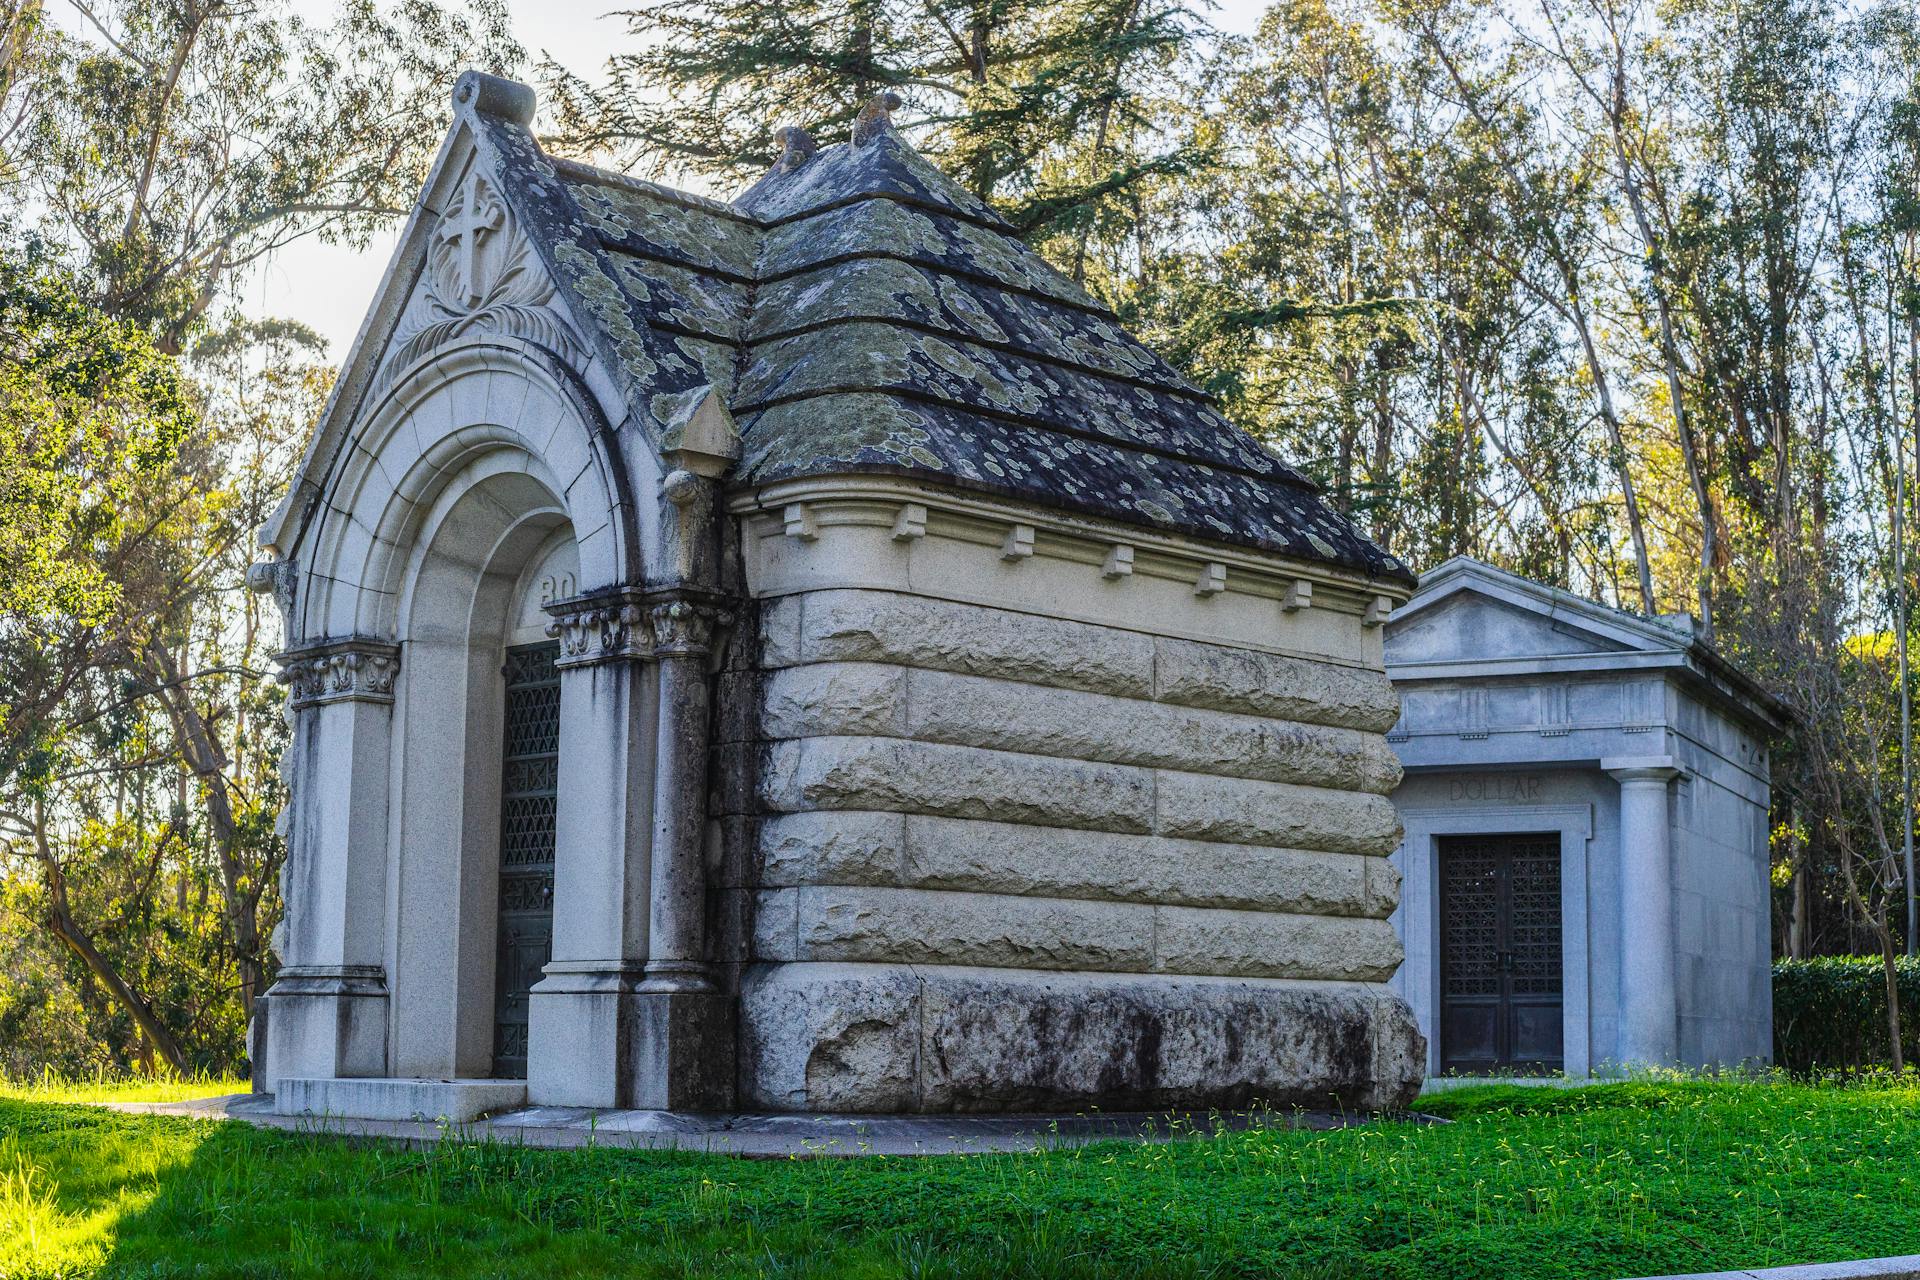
738;961;1424;1113
529;969;736;1110
275;1077;526;1122
260;966;388;1089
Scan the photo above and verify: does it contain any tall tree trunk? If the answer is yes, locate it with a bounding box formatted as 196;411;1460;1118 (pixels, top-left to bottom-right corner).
31;801;190;1074
145;644;266;1018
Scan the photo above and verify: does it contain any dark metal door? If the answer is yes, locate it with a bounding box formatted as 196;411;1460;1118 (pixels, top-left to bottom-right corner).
1439;834;1563;1074
493;642;560;1080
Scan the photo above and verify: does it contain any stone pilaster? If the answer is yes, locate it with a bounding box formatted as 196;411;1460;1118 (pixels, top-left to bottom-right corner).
261;637;400;1088
632;596;735;1110
1606;756;1681;1067
527;591;733;1110
527;592;654;1106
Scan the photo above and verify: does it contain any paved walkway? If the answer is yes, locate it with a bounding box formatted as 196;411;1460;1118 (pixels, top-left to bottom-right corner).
102;1093;1420;1157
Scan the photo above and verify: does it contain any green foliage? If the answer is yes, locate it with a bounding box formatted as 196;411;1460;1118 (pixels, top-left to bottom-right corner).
0;240;190;638
542;0;1207;250
0;238;193;792
1773;956;1920;1074
3;1080;1920;1277
14;0;524;345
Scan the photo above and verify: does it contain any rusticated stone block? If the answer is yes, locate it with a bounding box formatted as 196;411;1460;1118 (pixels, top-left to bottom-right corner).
1154;635;1401;732
759;736;1155;833
1152;907;1403;982
787;885;1155;972
759;810;906;886
761;663;907;739
898;815;1379;916
738;961;921;1112
1154;771;1403;855
786;589;1157;698
900;667;1403;793
737;962;1425;1113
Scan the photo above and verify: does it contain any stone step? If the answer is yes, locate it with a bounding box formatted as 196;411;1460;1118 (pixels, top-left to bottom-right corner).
274;1077;527;1123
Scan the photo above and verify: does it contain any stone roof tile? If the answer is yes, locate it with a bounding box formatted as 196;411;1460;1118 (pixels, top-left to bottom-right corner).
477;93;1410;583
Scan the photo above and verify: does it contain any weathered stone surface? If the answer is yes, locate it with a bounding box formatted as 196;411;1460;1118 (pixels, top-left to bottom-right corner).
902;667;1402;792
759;662;1401;791
781;589;1157;698
1365;856;1403;917
761;663;907;739
1154;635;1401;733
1153;907;1402;982
759;886;1406;982
760;736;1156;833
786;885;1155;971
901;816;1382;916
753;811;1381;916
1155;771;1403;855
759;811;907;886
738;961;921;1112
737;962;1425;1113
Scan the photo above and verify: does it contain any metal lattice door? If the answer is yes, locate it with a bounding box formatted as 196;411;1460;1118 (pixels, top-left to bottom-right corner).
1438;834;1563;1074
493;642;560;1079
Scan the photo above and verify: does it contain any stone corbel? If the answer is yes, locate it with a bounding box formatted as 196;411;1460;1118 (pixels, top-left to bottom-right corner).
545;593;653;668
246;558;299;623
274;638;401;709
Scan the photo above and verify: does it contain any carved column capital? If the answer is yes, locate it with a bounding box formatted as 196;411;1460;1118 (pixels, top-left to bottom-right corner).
274;638;401;709
648;598;732;657
545;593;652;668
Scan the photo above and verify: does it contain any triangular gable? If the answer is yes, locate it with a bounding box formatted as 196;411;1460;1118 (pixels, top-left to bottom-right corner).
1385;557;1695;668
262;73;742;558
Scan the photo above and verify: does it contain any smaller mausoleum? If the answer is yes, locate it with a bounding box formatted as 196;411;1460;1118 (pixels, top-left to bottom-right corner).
1383;559;1787;1078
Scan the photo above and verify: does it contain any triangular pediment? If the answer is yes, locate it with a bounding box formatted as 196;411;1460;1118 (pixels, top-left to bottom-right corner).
1385;558;1695;668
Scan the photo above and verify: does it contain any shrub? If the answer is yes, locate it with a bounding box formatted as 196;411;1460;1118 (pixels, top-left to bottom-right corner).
1773;956;1920;1073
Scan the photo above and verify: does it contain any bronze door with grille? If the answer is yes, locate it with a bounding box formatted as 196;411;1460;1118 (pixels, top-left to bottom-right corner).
494;642;560;1079
1438;834;1563;1074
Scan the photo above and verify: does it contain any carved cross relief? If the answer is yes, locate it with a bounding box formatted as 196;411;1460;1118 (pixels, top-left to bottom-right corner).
378;166;580;390
439;175;505;306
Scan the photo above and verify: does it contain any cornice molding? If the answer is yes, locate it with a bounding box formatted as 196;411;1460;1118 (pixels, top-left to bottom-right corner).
728;474;1408;618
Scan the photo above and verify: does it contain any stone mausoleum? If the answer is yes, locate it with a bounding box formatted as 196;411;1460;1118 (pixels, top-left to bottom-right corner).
249;72;1428;1121
1383;558;1786;1079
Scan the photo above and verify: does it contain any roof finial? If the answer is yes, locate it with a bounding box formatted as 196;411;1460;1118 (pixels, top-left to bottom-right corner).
852;92;903;146
773;125;819;172
452;70;535;126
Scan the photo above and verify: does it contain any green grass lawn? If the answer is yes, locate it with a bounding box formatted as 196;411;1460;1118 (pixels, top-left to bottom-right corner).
2;1079;1917;1280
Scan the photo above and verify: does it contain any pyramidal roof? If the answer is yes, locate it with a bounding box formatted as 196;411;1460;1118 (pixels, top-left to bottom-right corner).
331;75;1412;584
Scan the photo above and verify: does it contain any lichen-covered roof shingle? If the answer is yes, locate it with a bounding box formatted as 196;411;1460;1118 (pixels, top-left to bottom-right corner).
479;95;1410;583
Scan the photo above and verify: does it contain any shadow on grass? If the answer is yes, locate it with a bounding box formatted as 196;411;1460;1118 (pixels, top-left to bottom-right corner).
4;1080;1920;1279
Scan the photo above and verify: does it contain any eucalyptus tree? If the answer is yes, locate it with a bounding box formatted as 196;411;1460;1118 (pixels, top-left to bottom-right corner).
17;0;521;346
0;0;521;1072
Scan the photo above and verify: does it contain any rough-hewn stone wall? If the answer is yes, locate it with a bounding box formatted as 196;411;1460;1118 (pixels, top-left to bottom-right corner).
720;587;1424;1113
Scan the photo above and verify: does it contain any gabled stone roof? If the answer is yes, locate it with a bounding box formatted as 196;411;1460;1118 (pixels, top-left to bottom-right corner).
460;83;1412;583
1387;556;1790;731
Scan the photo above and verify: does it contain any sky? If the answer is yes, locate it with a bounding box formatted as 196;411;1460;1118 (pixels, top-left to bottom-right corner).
218;0;1275;356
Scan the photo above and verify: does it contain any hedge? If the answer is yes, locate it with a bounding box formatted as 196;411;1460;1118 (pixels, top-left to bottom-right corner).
1773;956;1920;1073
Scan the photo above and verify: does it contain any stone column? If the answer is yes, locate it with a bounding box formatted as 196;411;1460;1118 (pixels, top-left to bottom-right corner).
630;597;735;1110
527;597;656;1108
262;639;400;1088
1605;756;1681;1068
